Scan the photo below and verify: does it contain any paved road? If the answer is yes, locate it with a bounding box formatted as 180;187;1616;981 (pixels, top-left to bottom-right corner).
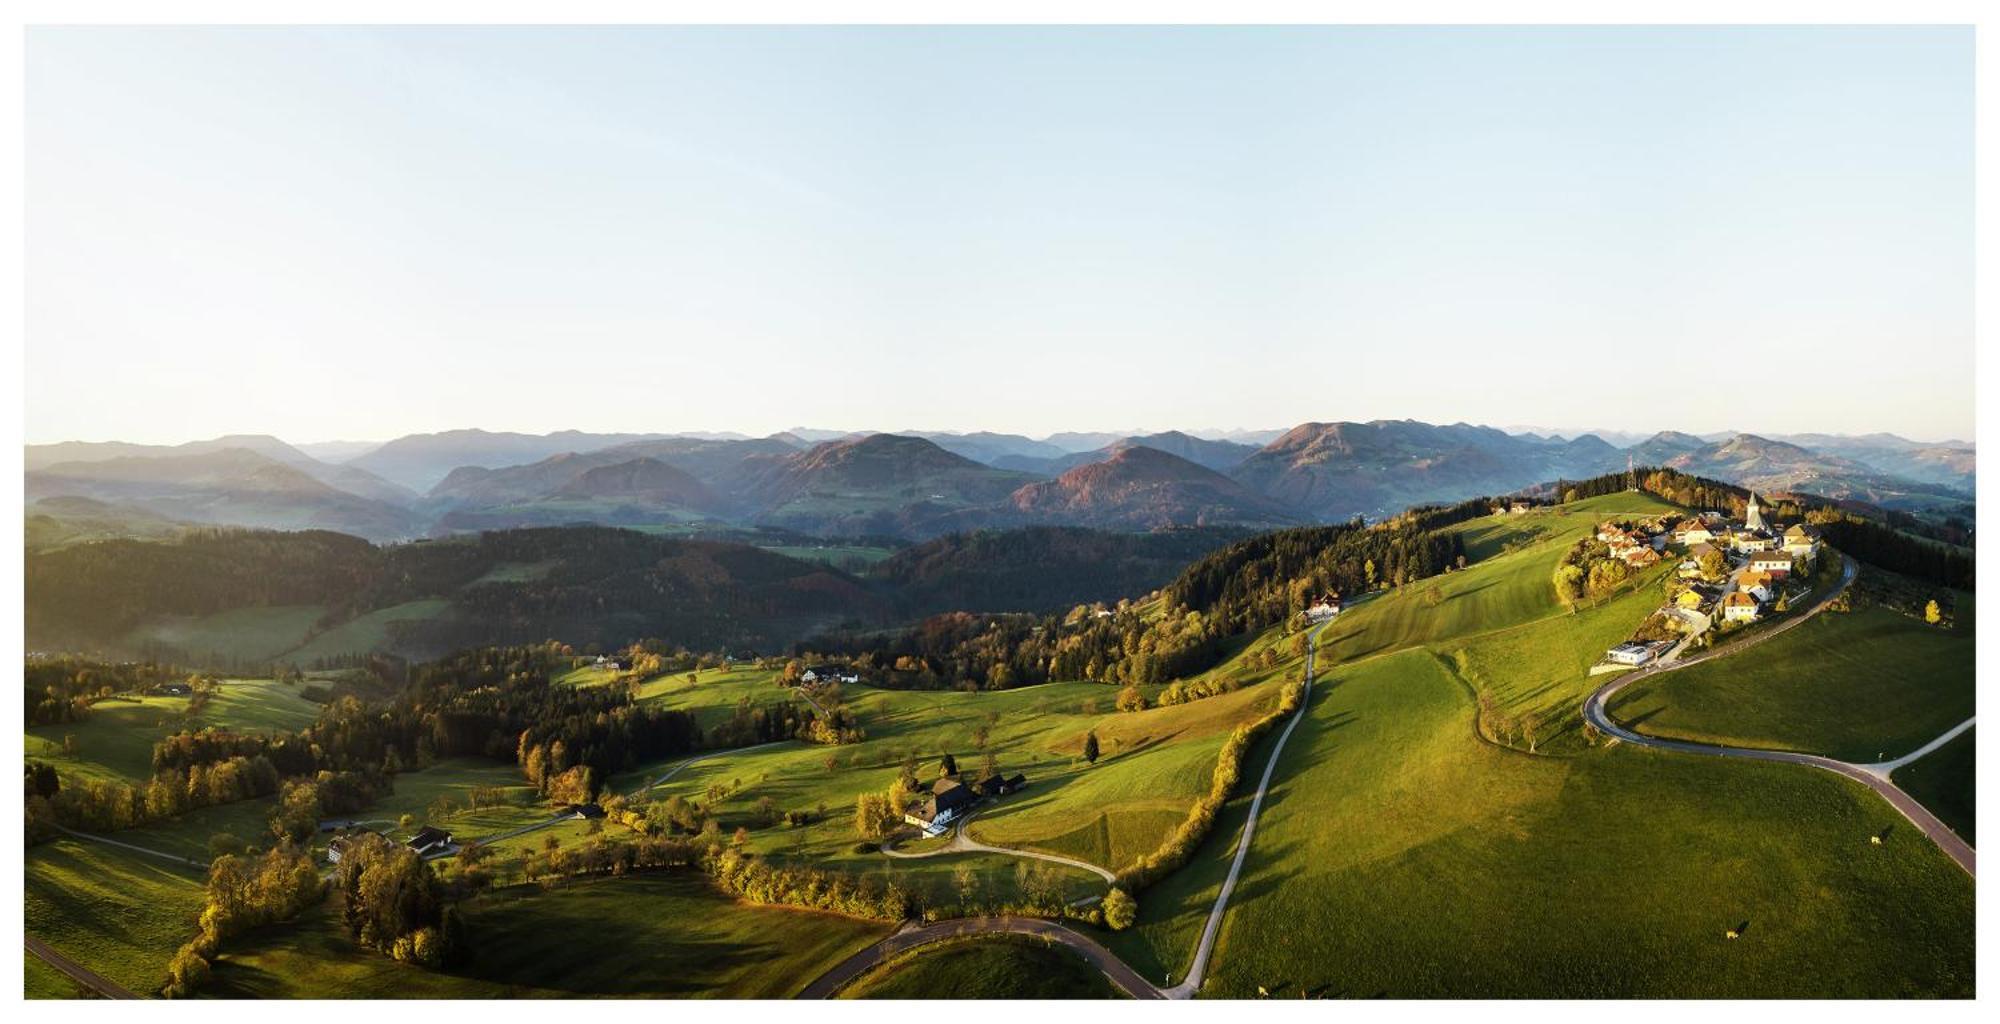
1164;617;1332;999
883;808;1118;883
1586;556;1976;877
25;936;139;999
795;916;1165;999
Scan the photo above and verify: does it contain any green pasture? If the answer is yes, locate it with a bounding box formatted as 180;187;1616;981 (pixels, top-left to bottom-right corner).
1609;600;1977;763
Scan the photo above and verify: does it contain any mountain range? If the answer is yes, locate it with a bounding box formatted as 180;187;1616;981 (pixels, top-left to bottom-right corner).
24;420;1974;548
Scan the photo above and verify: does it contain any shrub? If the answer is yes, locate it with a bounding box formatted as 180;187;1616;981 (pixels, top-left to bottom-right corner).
1102;886;1138;930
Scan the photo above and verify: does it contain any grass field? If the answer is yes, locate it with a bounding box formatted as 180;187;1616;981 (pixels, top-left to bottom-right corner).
282;599;452;664
208;873;892;998
1608;601;1977;763
1894;726;1975;844
26;677;323;787
24;839;206;997
1114;647;1974;998
25;950;89;999
839;934;1123;999
124;605;325;663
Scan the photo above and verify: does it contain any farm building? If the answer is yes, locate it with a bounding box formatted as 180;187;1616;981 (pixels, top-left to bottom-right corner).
407;826;457;858
903;780;977;837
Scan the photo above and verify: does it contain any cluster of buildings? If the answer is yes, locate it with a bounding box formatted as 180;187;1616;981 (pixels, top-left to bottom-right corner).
1305;594;1343;623
902;771;1029;837
1599;493;1823;668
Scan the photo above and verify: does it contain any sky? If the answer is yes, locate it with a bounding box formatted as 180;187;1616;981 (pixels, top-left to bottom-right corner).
25;26;1974;446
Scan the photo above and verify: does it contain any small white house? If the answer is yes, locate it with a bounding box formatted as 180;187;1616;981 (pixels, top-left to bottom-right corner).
1605;642;1658;666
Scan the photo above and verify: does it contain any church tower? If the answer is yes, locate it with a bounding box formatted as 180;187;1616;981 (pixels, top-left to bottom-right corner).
1744;492;1766;532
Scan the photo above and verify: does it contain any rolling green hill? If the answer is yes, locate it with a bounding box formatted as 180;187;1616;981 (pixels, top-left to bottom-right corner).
1608;599;1976;763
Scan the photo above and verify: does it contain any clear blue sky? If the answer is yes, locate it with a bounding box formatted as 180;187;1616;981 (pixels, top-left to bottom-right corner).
26;26;1974;445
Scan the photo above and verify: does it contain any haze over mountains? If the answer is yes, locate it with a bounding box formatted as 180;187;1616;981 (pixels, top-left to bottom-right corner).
24;420;1975;548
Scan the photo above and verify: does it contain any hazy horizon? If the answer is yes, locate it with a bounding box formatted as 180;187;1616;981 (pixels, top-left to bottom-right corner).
28;26;1973;445
22;418;1977;452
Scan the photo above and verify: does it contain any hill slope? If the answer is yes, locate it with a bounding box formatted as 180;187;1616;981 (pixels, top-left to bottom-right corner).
26;449;423;541
985;446;1303;531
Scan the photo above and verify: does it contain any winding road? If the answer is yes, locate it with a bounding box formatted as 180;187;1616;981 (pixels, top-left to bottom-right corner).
1585;556;1976;877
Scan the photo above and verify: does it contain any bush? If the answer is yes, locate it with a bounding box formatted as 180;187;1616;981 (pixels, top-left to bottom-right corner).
1102;886;1137;930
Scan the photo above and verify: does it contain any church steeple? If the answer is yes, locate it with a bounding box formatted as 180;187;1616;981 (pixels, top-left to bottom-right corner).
1744;492;1766;532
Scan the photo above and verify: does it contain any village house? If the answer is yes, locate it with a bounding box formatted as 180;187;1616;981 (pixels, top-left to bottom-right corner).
1673;520;1715;545
1781;524;1820;559
1746;551;1795;577
1620;546;1661;569
1733;570;1776;602
1605;641;1663;666
1721;591;1761;623
1730;531;1776;554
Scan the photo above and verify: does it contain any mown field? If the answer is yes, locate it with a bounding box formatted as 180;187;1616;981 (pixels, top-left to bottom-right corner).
1608;599;1977;763
1894;726;1976;844
839;934;1122;999
208;872;892;998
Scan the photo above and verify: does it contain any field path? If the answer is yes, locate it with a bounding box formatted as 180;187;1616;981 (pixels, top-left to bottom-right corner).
25;936;139;999
794;916;1163;999
1586;556;1976;877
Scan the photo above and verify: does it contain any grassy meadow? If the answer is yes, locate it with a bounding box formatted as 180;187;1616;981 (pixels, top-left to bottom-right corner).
207;873;891;998
1123;647;1975;997
1608;600;1977;763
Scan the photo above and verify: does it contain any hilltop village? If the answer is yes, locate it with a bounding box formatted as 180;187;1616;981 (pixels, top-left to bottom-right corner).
1593;493;1826;670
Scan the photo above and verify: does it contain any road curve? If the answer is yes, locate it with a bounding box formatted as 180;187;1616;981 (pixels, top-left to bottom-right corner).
25;936;139;999
884;809;1118;883
1585;557;1975;877
795;916;1164;999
